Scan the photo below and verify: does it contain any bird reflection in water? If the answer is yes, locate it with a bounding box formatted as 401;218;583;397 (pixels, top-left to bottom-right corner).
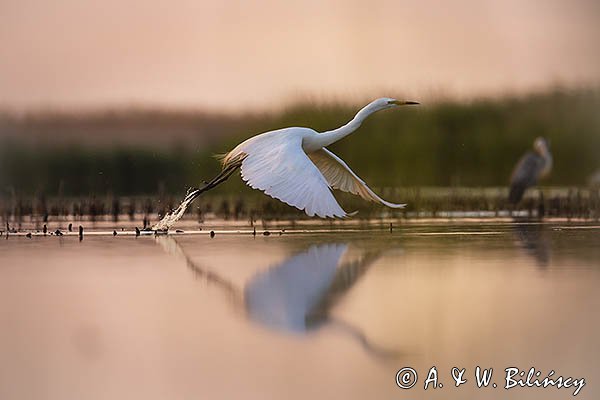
512;222;551;268
156;237;401;359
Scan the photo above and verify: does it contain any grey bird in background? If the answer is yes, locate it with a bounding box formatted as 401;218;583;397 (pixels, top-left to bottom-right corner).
509;137;553;204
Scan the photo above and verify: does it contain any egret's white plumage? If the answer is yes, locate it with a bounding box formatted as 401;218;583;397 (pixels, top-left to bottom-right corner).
307;148;406;208
222;97;417;218
232;128;348;218
153;97;417;229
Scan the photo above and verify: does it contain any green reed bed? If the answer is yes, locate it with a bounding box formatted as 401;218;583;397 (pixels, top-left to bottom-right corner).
1;187;598;232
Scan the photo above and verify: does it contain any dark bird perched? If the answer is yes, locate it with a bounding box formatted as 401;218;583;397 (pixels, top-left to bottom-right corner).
509;137;553;204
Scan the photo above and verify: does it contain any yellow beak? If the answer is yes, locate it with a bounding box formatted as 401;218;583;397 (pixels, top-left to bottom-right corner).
390;100;420;105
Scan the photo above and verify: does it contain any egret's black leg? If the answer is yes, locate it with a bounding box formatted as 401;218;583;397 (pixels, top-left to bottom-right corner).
183;161;242;204
149;160;243;231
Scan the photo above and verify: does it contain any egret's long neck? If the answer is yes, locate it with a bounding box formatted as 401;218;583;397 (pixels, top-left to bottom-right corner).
311;103;382;149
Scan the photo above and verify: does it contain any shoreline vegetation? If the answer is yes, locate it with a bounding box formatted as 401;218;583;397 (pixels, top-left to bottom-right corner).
1;87;599;222
1;187;598;227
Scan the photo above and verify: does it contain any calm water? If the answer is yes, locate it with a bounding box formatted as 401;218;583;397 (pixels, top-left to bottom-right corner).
1;222;598;399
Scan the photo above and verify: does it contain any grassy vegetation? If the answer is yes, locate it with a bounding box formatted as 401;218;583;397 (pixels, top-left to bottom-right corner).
1;87;599;199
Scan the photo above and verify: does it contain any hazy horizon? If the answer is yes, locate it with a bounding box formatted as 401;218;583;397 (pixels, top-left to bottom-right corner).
1;0;600;112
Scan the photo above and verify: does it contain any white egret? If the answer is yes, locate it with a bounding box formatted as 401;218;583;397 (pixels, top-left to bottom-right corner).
508;137;553;204
153;98;418;229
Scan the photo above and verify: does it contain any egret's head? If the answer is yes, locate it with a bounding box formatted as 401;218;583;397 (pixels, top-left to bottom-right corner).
533;137;550;156
371;97;419;111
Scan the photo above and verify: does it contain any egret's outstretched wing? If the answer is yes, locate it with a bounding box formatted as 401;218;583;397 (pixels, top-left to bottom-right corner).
238;133;348;218
308;148;406;208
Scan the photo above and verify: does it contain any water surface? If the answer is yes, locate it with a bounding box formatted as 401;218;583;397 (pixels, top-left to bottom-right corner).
1;222;598;399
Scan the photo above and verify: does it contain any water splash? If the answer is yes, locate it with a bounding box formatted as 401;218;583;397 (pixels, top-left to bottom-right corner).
151;160;243;231
152;188;197;231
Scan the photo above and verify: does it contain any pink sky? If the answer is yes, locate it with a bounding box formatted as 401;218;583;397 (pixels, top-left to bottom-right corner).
1;0;599;111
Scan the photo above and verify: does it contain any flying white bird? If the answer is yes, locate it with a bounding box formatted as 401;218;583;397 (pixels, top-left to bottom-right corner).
153;98;418;229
